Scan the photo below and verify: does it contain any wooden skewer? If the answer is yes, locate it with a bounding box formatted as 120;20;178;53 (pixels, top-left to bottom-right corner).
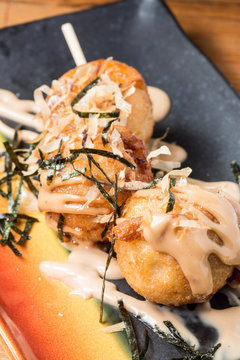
61;23;87;66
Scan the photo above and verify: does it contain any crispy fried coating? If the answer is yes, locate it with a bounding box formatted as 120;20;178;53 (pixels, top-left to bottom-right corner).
38;59;154;244
48;59;153;143
114;187;234;306
43;126;153;245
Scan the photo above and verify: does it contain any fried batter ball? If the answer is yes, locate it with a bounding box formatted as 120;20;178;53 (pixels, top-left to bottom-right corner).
38;125;153;245
114;183;240;306
44;59;153;143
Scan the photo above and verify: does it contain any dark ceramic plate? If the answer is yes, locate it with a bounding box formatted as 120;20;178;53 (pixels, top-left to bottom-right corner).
0;0;239;358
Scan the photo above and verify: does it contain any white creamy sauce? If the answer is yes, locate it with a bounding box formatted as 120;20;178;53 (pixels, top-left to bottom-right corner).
0;85;171;133
0;89;41;140
1;84;240;359
143;183;240;297
188;178;240;203
197;303;240;360
147;86;171;122
148;138;188;171
40;244;240;359
40;245;197;346
0;90;40;129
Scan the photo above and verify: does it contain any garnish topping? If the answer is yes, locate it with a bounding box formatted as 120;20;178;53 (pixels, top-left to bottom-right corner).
118;299;149;360
70;148;135;170
24;139;41;161
46;139;63;185
71;77;101;108
116;300;221;360
153;321;221;360
166;177;176;213
102;118;119;146
72;110;120;119
0;178;38;256
70;77;120;120
57;213;65;242
0;133;39;256
3;141;39;198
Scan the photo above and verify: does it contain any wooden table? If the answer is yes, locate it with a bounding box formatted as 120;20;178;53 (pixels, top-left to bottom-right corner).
0;0;239;358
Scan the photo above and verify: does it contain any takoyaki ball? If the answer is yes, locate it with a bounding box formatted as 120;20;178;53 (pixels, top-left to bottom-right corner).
114;184;236;306
39;125;153;245
44;59;153;143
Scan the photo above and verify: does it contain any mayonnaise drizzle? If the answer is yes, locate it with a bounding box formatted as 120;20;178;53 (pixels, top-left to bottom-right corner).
147;86;171;122
38;187;110;215
197;302;240;360
142;183;240;297
40;245;197;346
0;84;171;136
0;89;41;131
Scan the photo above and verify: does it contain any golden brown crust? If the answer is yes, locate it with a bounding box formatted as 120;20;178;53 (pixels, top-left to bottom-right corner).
113;188;234;306
114;220;233;306
56;59;153;143
44;125;152;245
46;212;107;244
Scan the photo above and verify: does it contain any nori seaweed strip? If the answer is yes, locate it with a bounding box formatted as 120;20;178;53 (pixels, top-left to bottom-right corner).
4;141;28;172
38;148;45;161
0;214;38;222
47;139;63;185
4;152;14;211
24;139;41;160
15;214;38;221
0;136;38;255
101;213;114;239
99;175;118;323
23;176;39;198
87;155;116;211
87;154;113;185
57;214;65;242
82;130;88;147
4;141;39;198
65;163;111;189
139;331;150;360
70;148;135;170
99;233;116;323
71;77;101;108
17;219;36;245
118;299;141;360
12;125;22;148
61;169;86;181
11;224;24;236
166;178;176;213
1;178;24;244
0;189;7;198
102;118;119;146
73;110;120;119
231;160;240;186
39;152;77;170
5;238;22;257
153;321;221;359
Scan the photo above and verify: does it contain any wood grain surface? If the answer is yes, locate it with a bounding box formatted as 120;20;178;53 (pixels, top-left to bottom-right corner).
0;0;239;358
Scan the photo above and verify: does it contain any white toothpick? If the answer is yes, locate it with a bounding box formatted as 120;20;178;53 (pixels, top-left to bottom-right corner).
61;23;87;66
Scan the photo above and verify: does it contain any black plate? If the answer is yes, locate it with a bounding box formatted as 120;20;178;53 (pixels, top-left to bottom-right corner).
0;0;239;358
